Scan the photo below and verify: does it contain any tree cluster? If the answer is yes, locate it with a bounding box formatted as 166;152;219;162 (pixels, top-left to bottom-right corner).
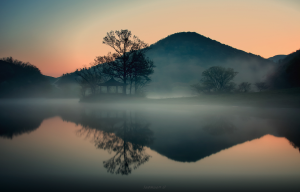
76;30;155;97
191;66;238;94
237;82;251;92
255;82;268;92
191;66;269;94
75;66;109;97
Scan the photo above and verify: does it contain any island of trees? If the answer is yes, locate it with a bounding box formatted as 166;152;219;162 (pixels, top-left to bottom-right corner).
75;29;155;98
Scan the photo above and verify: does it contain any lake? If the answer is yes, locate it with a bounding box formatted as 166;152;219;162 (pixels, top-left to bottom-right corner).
0;99;300;192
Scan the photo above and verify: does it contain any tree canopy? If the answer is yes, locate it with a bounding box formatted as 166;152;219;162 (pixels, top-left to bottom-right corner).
237;82;251;92
74;30;155;97
255;82;268;92
191;66;237;94
99;29;154;95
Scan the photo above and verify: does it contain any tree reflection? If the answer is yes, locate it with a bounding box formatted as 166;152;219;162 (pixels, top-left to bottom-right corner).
202;116;236;136
77;111;153;175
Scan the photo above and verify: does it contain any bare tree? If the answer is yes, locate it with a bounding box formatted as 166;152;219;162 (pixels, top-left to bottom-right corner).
75;77;89;97
191;66;237;94
102;29;149;94
237;82;251;92
93;52;119;80
255;82;268;92
75;66;108;95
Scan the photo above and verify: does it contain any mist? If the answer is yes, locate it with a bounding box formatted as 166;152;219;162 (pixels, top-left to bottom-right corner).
1;98;300;191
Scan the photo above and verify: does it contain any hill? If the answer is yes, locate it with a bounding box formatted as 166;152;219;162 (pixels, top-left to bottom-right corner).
267;49;300;89
145;32;275;96
54;72;81;97
0;57;53;97
44;75;58;84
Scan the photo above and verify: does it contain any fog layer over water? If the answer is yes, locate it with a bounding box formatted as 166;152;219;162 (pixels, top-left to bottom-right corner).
0;99;300;192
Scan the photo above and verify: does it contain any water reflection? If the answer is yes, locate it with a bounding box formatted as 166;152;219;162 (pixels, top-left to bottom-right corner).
270;118;300;152
0;101;300;166
202;116;237;136
0;104;56;139
76;110;154;175
1;101;300;191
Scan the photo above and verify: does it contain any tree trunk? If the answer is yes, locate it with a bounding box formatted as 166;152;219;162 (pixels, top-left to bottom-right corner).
134;76;138;95
130;81;133;95
123;82;126;95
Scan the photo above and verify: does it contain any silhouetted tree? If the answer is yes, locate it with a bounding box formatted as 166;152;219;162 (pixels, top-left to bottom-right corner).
94;52;119;66
75;65;109;95
75;77;89;97
237;82;251;92
255;82;268;92
191;66;237;94
129;51;155;95
102;29;150;94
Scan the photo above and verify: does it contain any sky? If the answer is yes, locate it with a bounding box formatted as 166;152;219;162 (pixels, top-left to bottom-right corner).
0;0;299;77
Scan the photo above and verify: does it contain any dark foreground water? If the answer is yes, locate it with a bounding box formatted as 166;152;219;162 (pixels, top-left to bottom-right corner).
0;99;300;192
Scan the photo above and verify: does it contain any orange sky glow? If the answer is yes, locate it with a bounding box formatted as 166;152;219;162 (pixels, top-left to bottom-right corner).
0;0;299;77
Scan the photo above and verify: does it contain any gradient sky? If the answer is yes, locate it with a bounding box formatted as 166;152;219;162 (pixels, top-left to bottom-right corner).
0;0;299;77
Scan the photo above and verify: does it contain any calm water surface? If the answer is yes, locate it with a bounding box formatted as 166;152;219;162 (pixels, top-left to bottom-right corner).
0;99;300;192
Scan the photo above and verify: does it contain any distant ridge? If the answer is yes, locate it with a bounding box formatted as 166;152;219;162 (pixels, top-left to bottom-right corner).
268;55;287;63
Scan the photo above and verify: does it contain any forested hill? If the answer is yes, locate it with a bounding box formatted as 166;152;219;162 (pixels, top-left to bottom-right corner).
0;57;52;97
267;49;300;89
146;32;275;86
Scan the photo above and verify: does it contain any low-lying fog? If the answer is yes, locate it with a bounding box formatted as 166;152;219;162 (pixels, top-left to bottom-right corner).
1;99;300;191
1;98;299;152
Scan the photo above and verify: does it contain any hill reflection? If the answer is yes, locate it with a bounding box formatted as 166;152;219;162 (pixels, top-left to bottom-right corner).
0;103;56;139
0;101;299;167
271;118;300;152
202;116;237;136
